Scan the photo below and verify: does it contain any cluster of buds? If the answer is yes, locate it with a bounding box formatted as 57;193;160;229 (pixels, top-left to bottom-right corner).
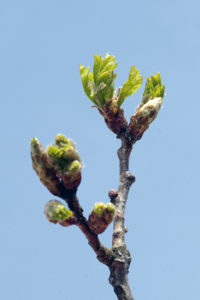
44;200;77;227
129;73;165;140
88;202;115;234
47;134;82;189
30;134;82;193
80;54;165;140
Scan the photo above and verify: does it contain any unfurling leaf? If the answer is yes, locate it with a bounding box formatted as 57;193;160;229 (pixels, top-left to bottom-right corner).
93;53;118;105
117;65;143;107
142;72;165;104
80;53;118;108
80;65;95;103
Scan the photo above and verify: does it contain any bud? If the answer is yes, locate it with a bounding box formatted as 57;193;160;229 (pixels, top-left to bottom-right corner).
30;138;61;196
46;134;82;190
54;134;71;148
129;97;163;139
108;189;118;202
44;200;76;226
88;202;115;234
103;202;116;225
68;160;82;176
105;202;115;216
129;72;165;139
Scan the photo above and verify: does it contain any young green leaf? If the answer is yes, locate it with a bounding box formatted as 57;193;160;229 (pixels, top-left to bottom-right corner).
80;53;118;108
80;65;95;103
142;72;165;104
93;53;118;105
117;65;143;107
93;53;117;85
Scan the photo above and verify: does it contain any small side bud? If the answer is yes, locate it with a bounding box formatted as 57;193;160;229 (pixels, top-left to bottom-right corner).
88;202;115;234
108;189;118;203
30;138;62;196
44;200;76;226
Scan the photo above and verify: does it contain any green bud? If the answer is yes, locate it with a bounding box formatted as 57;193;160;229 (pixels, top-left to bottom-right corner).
31;134;82;193
89;202;115;234
105;202;115;213
47;146;81;174
104;203;116;224
68;160;82;176
47;145;65;160
47;145;69;172
54;134;70;148
46;134;82;190
44;200;73;223
93;202;105;216
30;137;43;155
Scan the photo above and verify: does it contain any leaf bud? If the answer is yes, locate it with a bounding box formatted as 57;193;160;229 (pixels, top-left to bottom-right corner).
88;202;115;234
108;189;118;202
129;97;163;139
46;134;82;189
44;200;76;226
54;134;71;148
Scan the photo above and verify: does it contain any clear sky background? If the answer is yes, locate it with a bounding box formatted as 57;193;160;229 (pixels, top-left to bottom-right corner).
0;0;200;299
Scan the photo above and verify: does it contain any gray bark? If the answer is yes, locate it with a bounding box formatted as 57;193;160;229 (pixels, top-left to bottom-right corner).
109;138;135;300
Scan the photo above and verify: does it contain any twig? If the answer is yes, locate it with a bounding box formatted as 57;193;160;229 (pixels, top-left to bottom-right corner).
59;186;115;266
109;137;135;300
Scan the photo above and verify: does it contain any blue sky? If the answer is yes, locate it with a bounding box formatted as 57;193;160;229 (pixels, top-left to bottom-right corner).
0;0;200;299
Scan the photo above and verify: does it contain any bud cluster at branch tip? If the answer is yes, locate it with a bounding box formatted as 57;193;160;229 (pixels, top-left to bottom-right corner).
88;202;115;234
30;134;82;192
129;72;165;140
80;54;165;139
44;200;77;227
